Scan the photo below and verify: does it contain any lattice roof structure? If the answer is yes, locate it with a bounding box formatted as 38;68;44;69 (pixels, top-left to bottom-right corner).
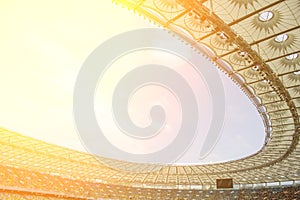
0;0;300;199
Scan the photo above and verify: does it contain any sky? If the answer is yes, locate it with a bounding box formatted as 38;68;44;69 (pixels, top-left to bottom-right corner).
0;0;265;164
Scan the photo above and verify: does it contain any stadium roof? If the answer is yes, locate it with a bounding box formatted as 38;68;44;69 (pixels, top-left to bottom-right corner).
0;0;300;197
